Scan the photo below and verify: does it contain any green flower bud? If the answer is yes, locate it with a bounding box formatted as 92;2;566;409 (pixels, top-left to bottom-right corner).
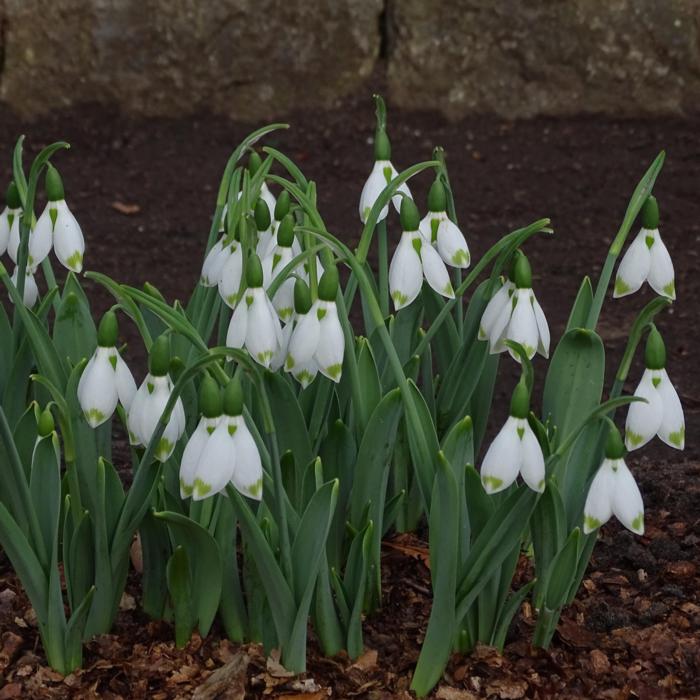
97;310;118;347
277;214;295;247
641;195;659;230
274;191;291;221
374;129;391;161
509;379;530;419
45;165;65;202
427;178;447;213
513;253;532;289
318;266;339;302
254;198;271;232
143;282;167;303
294;278;312;314
400;197;420;232
37;407;55;437
199;374;222;418
149;335;171;377
169;356;185;382
246;253;264;288
223;377;244;416
5;181;21;209
604;423;626;460
644;325;666;370
248;151;262;175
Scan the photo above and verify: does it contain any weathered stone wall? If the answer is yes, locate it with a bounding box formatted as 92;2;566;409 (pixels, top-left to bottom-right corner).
2;0;700;119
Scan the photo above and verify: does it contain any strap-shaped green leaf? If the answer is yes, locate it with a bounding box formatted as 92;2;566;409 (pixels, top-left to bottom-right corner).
346;522;373;659
566;276;593;332
166;546;195;648
52;273;97;369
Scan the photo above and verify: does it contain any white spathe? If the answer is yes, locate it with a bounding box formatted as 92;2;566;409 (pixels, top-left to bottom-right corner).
625;368;685;451
359;160;412;224
418;211;470;268
77;346;137;427
480;416;546;495
482;286;549;361
127;374;185;462
583;458;644;535
614;228;675;299
226;287;283;368
389;230;454;310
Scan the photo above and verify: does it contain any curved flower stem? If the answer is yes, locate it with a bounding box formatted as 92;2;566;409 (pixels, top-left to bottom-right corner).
377;219;389;318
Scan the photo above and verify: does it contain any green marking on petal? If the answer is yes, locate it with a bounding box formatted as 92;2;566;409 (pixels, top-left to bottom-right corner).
482;476;503;492
256;350;274;363
451;249;469;266
538;479;545;490
411;237;422;255
645;235;655;249
49;207;58;230
226;293;238;306
147;382;154;394
325;363;342;379
392;290;408;307
652;376;661;388
180;479;193;497
206;426;216;435
443;282;454;296
626;429;644;447
155;437;174;460
614;277;630;296
193;478;212;498
109;355;118;370
362;207;371;221
279;307;293;321
317;307;327;320
245;295;254;307
382;166;392;184
516;426;525;440
246;478;263;498
430;217;440;243
631;513;644;532
66;251;83;271
584;515;602;531
7;213;14;228
84;408;106;425
227;424;238;436
296;369;314;384
478;326;487;340
663;281;675;297
285;355;295;369
272;253;282;270
669;426;685;448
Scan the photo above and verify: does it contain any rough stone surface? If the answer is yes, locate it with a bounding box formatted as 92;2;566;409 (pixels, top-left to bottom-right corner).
0;0;383;119
387;0;700;119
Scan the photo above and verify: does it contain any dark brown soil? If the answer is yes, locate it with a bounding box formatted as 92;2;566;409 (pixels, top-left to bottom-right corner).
0;99;698;698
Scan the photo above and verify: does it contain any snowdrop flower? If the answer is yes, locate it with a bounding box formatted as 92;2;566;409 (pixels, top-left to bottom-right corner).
187;378;263;501
481;253;549;362
226;253;283;368
201;234;230;287
0;181;21;256
418;178;470;268
78;311;137;427
583;425;644;535
614;195;675;300
8;206;51;271
285;270;345;383
389;197;454;310
217;239;243;308
625;326;684;451
359;128;411;224
262;214;301;322
480;379;545;495
179;375;222;498
32;165;85;272
254;198;275;258
127;335;185;462
9;266;38;307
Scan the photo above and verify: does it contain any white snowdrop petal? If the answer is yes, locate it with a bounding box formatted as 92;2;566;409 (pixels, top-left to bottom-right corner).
9;266;38;307
506;289;539;361
292;358;318;388
611;460;644;535
29;207;54;269
53;201;85;272
647;232;676;299
479;282;512;341
519;421;545;493
625;370;663;450
179;418;212;498
126;379;150;446
114;354;138;412
359;162;390;223
655;369;685;449
231;418;264;500
8;214;21;263
256;229;274;258
217;244;243;308
271;321;294;372
583;461;615;533
193;423;236;500
481;417;522;494
226;300;248;349
78;348;119;427
200;239;226;286
286;307;321;368
614;231;651;298
315;302;345;382
532;295;550;359
0;207;13;255
245;289;281;367
421;238;454;299
260;183;276;222
389;233;423;310
436;218;470;269
488;295;514;354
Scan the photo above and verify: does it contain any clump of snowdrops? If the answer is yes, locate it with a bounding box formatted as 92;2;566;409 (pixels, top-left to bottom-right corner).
0;97;683;695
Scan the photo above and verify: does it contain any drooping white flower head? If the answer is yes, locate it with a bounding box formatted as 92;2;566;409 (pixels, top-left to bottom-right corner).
0;181;22;256
359;128;412;224
254;197;275;258
418;178;470;269
481;253;549;362
77;311;137;427
262;214;301;323
480;380;545;495
226;253;283;368
217;240;243;308
201;236;229;287
185;378;263;501
8;218;51;271
625;327;684;451
9;266;38;308
127;336;185;462
614;195;675;300
285;271;344;384
583;426;644;535
389;197;454;310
